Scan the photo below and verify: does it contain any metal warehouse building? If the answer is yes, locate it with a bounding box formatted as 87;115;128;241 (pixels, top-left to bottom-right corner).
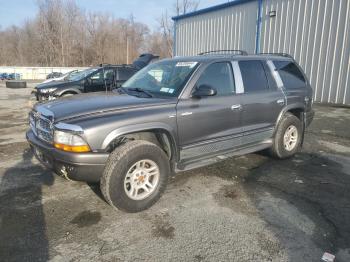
172;0;350;105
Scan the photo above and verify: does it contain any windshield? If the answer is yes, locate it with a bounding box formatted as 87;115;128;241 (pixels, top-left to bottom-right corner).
122;60;198;97
68;68;99;81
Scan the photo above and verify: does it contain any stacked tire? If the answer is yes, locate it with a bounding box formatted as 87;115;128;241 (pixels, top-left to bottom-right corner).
6;81;27;89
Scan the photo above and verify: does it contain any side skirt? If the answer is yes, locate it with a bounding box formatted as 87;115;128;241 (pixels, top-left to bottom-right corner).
175;140;272;172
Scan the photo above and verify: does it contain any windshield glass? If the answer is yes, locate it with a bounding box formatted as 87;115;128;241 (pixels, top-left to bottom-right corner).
68;68;99;81
122;60;198;97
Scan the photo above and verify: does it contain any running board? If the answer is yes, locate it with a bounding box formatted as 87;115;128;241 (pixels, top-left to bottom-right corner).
175;142;272;172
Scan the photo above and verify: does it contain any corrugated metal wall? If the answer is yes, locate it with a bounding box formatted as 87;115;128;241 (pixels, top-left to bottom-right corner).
175;0;258;56
174;0;350;105
260;0;350;105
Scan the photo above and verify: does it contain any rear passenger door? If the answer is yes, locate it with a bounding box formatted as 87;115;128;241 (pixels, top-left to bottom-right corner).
238;60;285;145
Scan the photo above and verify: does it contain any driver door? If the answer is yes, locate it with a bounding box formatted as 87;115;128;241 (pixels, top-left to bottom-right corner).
84;69;114;92
176;62;243;161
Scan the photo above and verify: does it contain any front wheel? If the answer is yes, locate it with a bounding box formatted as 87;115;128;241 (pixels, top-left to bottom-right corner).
101;140;170;212
270;112;302;159
61;93;75;97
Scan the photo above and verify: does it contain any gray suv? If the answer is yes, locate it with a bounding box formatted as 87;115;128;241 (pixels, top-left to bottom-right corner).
26;52;314;212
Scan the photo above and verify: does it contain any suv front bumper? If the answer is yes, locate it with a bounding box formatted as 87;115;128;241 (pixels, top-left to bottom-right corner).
26;130;108;182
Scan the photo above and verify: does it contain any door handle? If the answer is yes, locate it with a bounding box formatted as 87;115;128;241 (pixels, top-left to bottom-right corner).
277;99;285;105
231;104;242;110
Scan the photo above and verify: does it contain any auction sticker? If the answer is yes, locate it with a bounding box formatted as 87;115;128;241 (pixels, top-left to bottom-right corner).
176;62;198;68
160;87;170;92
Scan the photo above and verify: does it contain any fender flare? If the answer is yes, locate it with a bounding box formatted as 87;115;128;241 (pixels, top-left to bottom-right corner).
275;103;305;127
101;122;179;161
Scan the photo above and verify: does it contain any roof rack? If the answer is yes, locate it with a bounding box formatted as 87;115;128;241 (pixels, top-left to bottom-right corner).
198;49;248;56
258;53;294;59
99;63;112;67
99;63;134;68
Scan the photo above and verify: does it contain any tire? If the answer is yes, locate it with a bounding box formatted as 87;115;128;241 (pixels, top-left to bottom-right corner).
6;81;27;89
101;140;170;212
270;112;302;159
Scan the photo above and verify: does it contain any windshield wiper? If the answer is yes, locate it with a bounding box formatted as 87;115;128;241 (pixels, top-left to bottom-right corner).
116;87;127;94
127;87;154;98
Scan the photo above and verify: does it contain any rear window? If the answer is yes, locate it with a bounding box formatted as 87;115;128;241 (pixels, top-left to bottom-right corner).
274;61;306;89
239;60;269;92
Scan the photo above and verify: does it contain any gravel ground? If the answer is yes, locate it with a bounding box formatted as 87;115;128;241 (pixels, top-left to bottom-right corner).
0;83;349;262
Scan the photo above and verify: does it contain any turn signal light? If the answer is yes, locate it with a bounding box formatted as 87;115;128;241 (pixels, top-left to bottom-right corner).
54;143;91;153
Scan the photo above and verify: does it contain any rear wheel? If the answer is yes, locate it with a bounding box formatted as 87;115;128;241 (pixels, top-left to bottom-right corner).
270;112;302;159
101;140;170;212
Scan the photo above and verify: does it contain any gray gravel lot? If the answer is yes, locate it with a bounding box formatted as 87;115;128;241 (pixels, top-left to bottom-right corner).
0;82;350;261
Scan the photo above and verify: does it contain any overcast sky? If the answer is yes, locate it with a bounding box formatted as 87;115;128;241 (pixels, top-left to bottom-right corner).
0;0;229;30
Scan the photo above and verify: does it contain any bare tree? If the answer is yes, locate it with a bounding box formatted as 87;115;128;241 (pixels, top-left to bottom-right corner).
174;0;200;16
0;0;183;66
158;0;200;57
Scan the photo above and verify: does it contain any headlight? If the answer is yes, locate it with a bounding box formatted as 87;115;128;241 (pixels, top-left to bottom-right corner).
40;88;57;94
54;130;90;153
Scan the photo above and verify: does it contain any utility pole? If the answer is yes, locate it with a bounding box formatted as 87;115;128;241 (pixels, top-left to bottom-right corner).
126;37;129;64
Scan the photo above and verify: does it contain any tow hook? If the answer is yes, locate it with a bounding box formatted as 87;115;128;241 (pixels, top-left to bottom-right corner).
60;166;73;181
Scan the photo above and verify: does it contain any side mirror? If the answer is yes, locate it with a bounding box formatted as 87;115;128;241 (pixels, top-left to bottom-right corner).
192;84;217;98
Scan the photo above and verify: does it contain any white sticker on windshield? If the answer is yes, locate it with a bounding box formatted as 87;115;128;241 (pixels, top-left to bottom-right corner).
160;87;169;92
168;89;175;94
176;62;198;68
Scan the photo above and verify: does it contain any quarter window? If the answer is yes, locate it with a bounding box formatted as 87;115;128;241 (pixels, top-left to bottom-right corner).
239;60;269;92
196;62;235;96
274;61;306;89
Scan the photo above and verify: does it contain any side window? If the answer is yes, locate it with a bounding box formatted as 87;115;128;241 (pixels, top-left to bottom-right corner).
196;62;235;96
87;69;114;85
104;69;114;83
239;60;269;92
88;70;104;85
274;61;306;89
118;68;137;81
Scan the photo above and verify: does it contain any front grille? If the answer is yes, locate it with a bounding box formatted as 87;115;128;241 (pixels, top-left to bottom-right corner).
29;111;54;143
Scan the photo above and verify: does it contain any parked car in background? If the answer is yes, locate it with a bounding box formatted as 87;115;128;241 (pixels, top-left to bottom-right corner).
0;73;9;80
33;53;159;101
27;51;314;212
132;53;160;69
41;70;82;84
46;72;63;79
7;73;21;80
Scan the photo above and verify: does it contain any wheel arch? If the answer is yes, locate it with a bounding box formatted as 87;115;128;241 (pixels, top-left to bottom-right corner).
102;123;179;162
55;87;81;97
275;103;305;127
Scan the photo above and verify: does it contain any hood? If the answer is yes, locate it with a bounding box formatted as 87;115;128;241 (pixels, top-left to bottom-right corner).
35;92;176;122
36;80;78;90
